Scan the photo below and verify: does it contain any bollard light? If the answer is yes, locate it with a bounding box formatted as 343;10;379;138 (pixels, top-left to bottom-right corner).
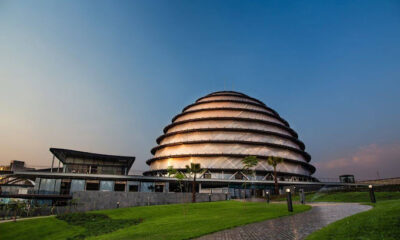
299;189;305;204
286;188;293;212
368;185;376;203
265;190;270;204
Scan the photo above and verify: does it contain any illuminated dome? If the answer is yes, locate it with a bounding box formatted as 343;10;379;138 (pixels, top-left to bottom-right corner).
145;91;315;182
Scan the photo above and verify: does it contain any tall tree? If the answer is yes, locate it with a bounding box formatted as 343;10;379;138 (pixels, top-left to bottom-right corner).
267;156;283;194
241;156;258;198
185;163;202;203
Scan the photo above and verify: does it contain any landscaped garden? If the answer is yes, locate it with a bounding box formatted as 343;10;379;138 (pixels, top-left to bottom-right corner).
0;200;310;240
275;191;400;202
273;191;400;240
306;199;400;240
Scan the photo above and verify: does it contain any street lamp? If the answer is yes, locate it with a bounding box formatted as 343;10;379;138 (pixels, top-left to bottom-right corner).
299;188;305;204
368;185;376;203
286;188;293;212
265;190;270;204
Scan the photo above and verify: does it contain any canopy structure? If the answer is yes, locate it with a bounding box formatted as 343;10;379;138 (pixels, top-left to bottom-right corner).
50;148;135;174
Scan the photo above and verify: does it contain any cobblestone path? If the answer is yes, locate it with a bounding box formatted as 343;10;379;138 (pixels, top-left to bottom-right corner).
195;203;371;240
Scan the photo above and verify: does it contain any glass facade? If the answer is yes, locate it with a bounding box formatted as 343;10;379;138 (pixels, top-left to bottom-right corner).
140;182;155;192
70;180;85;193
100;181;114;191
38;179;61;194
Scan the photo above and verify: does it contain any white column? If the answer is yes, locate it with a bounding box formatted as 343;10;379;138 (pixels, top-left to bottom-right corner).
51;155;55;173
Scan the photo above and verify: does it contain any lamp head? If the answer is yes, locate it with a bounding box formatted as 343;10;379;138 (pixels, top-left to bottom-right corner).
369;185;373;189
286;188;291;193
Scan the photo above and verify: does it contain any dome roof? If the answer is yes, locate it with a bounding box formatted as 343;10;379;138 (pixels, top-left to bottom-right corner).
146;91;315;177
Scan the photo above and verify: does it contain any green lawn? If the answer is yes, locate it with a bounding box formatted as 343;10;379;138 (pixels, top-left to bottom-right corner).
0;201;310;240
306;199;400;240
276;191;400;203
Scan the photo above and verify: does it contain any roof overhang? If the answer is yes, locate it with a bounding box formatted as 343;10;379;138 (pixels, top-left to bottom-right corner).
49;148;135;171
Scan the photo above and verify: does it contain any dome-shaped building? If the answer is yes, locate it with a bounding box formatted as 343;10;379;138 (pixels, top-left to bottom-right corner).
145;91;316;185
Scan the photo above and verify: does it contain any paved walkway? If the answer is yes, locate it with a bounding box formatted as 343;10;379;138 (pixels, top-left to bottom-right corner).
195;203;371;240
0;215;54;224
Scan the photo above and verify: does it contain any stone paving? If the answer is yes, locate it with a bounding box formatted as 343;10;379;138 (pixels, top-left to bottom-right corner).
195;203;372;240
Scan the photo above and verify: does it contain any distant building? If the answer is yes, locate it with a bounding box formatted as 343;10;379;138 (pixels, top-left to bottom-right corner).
339;175;355;183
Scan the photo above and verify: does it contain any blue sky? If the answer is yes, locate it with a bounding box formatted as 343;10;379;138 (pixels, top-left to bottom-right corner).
1;0;399;179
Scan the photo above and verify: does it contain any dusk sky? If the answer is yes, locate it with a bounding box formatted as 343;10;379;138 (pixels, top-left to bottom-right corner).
1;1;399;180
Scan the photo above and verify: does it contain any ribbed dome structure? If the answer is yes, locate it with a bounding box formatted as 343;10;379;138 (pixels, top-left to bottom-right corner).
145;91;315;181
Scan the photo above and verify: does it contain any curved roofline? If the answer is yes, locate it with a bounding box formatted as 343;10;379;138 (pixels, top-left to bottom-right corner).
172;107;290;127
143;168;316;179
163;117;299;138
146;154;315;173
156;128;305;150
197;91;267;106
183;99;280;116
150;140;311;161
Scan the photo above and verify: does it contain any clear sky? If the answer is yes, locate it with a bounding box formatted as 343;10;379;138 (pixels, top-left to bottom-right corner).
1;0;399;180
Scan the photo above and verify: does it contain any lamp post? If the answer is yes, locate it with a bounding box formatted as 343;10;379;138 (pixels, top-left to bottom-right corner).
286;188;293;212
265;190;270;204
208;193;212;202
369;185;376;203
299;189;305;204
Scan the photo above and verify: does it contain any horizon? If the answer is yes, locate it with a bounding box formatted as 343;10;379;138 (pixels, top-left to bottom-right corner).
1;0;400;180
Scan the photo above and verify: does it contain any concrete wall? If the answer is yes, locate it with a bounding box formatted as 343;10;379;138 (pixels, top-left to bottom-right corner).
357;177;400;185
72;191;228;211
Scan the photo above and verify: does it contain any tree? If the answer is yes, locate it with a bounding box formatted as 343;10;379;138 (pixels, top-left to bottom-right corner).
8;200;24;222
185;163;202;203
175;172;185;193
167;166;184;192
241;156;258;198
267;156;283;194
167;166;177;177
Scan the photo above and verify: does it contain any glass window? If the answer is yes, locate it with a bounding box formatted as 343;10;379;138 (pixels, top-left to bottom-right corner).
70;180;85;193
39;179;61;194
129;185;138;192
114;182;126;192
86;180;100;191
140;182;155;192
100;181;114;191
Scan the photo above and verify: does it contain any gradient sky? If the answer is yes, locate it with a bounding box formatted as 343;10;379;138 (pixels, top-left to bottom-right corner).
1;0;399;180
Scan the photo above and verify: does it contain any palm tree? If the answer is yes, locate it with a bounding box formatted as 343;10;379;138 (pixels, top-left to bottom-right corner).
186;163;202;203
167;166;177;177
167;166;184;192
175;172;185;193
241;156;258;198
267;156;283;194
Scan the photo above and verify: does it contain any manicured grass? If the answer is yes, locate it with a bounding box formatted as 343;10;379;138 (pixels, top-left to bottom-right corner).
306;199;400;240
0;217;86;240
56;213;140;239
0;201;310;240
276;191;400;203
